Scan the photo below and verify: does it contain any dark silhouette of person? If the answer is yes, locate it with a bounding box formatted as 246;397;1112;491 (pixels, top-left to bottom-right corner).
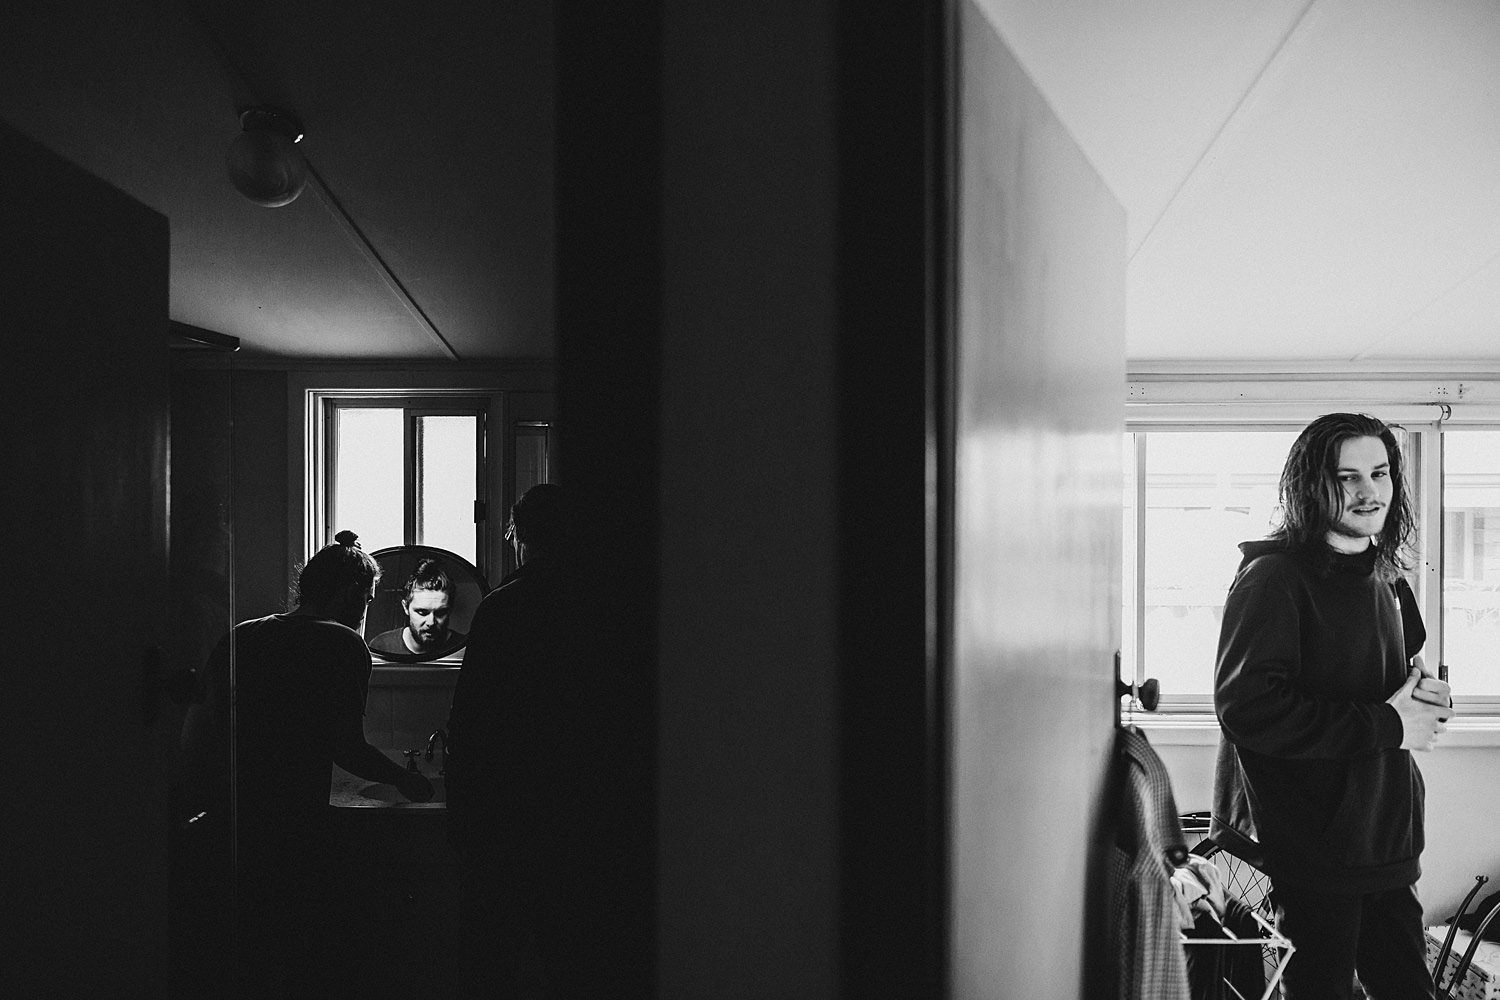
369;557;467;658
177;530;433;998
445;484;573;997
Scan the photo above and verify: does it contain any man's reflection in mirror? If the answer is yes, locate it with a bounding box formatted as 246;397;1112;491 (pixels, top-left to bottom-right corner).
369;558;467;657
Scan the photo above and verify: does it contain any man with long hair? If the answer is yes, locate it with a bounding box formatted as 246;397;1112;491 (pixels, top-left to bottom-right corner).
1211;412;1451;999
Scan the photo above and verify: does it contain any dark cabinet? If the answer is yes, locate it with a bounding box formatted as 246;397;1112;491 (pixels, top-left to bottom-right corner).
328;810;462;997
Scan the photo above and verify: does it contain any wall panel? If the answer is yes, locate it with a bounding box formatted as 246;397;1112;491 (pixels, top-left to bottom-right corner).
949;5;1127;997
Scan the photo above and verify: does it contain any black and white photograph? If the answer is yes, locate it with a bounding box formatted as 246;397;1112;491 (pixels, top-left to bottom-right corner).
8;2;1500;998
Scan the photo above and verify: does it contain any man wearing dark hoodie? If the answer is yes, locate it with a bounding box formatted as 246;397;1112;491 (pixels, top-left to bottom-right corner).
1212;412;1452;1000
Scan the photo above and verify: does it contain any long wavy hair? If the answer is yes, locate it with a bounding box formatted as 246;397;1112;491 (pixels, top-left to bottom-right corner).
1270;412;1414;580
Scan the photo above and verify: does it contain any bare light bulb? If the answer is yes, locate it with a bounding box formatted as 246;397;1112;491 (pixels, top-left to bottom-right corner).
226;107;307;208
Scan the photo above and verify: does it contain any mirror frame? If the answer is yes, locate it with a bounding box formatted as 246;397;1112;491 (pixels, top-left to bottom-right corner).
364;545;488;663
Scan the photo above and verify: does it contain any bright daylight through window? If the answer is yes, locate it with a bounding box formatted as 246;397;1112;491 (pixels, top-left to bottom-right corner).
1124;415;1500;714
327;402;482;567
1123;429;1299;707
1443;430;1500;697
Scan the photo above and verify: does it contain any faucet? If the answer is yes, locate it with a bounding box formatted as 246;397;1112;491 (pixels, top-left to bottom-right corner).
425;727;448;775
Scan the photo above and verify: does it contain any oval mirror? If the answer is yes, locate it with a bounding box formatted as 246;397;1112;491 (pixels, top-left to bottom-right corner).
363;545;488;663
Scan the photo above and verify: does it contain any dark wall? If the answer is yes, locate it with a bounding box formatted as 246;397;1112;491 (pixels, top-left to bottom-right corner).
6;116;174;997
556;1;944;997
169;364;290;663
230;371;292;618
167;365;235;678
553;3;661;996
835;2;947;995
948;4;1126;996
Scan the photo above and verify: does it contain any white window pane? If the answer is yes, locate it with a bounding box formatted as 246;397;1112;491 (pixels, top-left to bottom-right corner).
1122;434;1138;686
1136;431;1298;700
332;408;404;553
416;415;476;564
1443;430;1500;696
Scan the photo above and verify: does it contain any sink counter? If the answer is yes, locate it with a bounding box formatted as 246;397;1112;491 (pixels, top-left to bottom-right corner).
329;748;446;810
322;749;462;999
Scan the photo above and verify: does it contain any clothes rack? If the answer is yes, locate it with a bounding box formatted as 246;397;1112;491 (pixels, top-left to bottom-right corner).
1181;906;1294;1000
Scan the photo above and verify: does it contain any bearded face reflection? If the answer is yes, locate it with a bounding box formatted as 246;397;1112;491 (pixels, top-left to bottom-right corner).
403;587;453;650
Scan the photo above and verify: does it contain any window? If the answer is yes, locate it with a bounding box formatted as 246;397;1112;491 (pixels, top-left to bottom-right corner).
327;403;483;564
299;381;556;588
1124;378;1500;721
1123;429;1299;707
1442;429;1500;698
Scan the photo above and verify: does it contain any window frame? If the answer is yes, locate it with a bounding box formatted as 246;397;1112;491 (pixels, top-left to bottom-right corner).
1124;374;1500;742
1432;420;1500;709
1123;422;1321;715
318;396;490;571
291;369;556;597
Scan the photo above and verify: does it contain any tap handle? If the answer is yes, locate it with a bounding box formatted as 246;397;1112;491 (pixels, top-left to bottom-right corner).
402;748;421;772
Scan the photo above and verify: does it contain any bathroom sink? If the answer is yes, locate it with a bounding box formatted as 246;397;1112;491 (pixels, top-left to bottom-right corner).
329;750;448;809
348;774;446;808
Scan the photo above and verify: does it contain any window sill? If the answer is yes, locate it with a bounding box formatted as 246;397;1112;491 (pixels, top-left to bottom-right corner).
1134;713;1500;748
1129;713;1219;746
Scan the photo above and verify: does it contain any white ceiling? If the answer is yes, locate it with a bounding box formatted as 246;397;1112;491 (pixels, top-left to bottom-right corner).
982;0;1500;368
4;1;1497;367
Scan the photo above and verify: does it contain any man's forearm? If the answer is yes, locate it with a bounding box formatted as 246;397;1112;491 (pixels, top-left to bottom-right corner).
333;739;410;784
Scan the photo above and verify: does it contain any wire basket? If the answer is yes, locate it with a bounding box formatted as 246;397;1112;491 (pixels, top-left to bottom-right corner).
1182;812;1291;1000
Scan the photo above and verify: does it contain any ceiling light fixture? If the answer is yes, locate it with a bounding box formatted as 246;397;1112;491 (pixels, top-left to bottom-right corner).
225;106;308;208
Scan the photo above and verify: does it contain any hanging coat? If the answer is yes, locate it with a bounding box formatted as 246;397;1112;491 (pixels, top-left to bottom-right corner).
1106;726;1191;1000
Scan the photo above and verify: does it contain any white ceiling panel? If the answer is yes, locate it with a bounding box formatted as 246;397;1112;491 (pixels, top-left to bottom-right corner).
983;0;1500;366
977;0;1312;251
1374;250;1500;360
